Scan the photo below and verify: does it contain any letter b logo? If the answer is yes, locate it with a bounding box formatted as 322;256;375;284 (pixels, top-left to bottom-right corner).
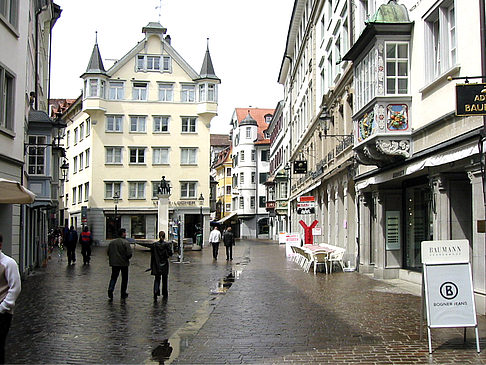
440;282;458;300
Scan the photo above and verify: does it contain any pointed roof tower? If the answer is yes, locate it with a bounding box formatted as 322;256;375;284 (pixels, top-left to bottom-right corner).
197;39;220;82
81;34;106;77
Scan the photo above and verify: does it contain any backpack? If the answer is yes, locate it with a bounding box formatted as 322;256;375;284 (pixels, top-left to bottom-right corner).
80;231;91;244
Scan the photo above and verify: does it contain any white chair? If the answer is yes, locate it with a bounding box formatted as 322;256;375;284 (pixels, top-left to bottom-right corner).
328;248;345;273
313;252;329;274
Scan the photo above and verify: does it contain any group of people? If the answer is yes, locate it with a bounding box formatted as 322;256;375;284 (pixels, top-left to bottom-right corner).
61;224;93;265
107;229;172;302
0;225;236;362
208;226;235;260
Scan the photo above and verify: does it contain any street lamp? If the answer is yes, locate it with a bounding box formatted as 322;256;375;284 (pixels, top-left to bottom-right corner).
59;159;69;181
199;193;204;239
113;191;119;231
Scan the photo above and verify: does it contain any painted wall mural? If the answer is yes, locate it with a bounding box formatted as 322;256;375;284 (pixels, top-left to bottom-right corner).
358;111;375;142
387;104;408;131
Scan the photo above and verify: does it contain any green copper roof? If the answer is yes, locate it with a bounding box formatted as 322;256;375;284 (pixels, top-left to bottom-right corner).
368;0;410;23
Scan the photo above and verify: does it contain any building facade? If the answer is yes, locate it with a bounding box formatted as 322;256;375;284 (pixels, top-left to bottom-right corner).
62;22;219;245
277;0;357;264
343;0;486;315
230;108;273;239
1;0;62;274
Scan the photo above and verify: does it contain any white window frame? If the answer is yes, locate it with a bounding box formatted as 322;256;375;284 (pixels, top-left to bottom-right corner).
239;197;244;209
424;1;456;82
129;147;146;164
105;147;123;164
152;147;169;165
78;184;83;204
158;83;173;101
181;117;197;133
246;127;251;139
132;82;148;101
129;181;145;199
130;116;146;133
85;148;90;168
84;182;89;201
79;123;84;141
181;84;195;102
153;116;169;133
79;152;84;171
180;147;197;165
0;65;15;131
106;115;123;132
85;118;91;136
74;128;78;144
27;135;46;175
385;42;409;95
73;156;78;173
109;81;124;100
72;187;77;205
180;181;196;199
104;182;121;199
0;0;19;29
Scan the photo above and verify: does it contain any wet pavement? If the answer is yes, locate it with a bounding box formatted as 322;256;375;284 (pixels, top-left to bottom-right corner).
6;239;486;364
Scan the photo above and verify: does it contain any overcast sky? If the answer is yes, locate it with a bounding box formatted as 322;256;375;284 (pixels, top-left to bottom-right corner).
50;0;294;133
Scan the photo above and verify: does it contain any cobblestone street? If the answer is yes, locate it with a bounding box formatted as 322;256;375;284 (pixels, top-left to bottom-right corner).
6;239;486;364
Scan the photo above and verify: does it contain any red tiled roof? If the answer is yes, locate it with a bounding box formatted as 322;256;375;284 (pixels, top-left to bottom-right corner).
235;108;274;142
49;98;76;118
210;134;231;147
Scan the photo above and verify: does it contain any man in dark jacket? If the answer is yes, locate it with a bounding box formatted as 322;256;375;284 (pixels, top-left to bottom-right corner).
222;226;235;261
150;231;172;301
107;228;132;300
79;226;93;265
66;226;78;265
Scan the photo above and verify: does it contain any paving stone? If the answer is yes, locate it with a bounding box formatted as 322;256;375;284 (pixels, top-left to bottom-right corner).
5;239;486;364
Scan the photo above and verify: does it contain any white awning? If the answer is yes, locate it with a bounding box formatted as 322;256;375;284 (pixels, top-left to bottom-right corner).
290;180;322;201
356;142;479;191
0;178;36;204
216;211;237;224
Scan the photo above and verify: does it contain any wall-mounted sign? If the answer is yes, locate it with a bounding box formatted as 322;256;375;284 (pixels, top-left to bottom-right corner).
455;83;486;116
293;160;307;174
81;206;88;223
385;211;400;250
297;196;315;215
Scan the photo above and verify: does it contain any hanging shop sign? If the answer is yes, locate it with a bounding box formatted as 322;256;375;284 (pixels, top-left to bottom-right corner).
421;240;480;354
297;196;315;215
293;160;307;174
455;83;486;116
81;206;88;224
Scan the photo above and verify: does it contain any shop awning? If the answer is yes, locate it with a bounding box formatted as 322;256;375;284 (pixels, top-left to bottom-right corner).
0;178;36;204
216;211;237;224
356;142;479;191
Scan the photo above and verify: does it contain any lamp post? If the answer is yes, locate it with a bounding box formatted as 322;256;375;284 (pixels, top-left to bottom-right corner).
113;191;119;232
194;193;204;250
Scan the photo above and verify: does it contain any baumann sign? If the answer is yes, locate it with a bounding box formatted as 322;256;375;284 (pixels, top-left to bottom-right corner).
455;83;486;116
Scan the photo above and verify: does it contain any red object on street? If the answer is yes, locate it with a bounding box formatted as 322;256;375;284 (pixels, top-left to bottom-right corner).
299;220;318;245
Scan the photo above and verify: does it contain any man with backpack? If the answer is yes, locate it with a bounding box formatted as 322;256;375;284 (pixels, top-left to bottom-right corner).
79;226;93;265
150;231;173;301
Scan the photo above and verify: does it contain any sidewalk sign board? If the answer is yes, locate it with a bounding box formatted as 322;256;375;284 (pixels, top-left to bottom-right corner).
421;240;480;353
285;233;300;257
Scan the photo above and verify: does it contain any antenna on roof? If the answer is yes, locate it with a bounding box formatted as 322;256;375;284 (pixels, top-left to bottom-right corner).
156;0;162;22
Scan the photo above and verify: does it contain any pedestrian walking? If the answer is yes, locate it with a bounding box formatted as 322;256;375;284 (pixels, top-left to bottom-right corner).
65;225;78;265
222;226;235;261
150;231;173;301
79;226;93;265
0;233;21;364
208;226;221;260
107;228;132;300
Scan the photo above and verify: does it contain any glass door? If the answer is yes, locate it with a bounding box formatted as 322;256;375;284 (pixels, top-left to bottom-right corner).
405;185;432;270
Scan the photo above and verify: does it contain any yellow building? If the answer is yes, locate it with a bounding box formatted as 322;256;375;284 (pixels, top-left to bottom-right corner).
212;146;233;222
62;22;219;244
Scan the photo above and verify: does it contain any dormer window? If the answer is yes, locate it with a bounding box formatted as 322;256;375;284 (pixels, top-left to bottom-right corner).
136;55;171;72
